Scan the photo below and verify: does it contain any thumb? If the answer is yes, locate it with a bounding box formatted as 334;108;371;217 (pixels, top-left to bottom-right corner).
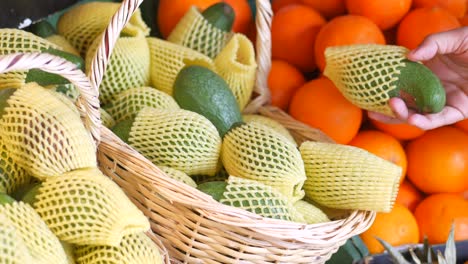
407;27;468;61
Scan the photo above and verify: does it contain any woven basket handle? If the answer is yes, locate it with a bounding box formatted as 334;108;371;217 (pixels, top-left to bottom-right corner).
0;52;101;142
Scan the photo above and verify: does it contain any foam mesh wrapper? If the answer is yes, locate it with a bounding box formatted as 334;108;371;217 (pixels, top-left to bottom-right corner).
86;36;151;105
323;44;409;116
147;37;215;96
0;213;34;264
220;176;305;222
100;108;116;129
57;2;149;56
243;114;296;146
0;83;96;180
0;29;60;89
214;34;257;111
45;35;80;56
159;166;197;188
0;137;31;194
75;232;163;264
293;200;330;224
129;108;222;176
33;167;150;246
300;141;402;212
0;202;68;264
104;86;179;123
221;122;306;202
167;6;233;59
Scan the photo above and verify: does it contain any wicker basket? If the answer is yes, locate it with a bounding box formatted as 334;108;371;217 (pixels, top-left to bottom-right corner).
0;52;171;263
89;0;377;263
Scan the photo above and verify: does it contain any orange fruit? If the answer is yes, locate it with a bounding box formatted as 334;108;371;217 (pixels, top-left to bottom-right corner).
157;0;221;39
395;180;425;212
301;0;347;19
345;0;412;30
272;0;301;13
412;0;467;18
271;4;326;72
414;193;468;244
370;118;426;141
360;204;419;254
460;13;468;26
268;60;306;111
396;7;461;50
406;126;468;194
223;0;253;35
349;130;407;182
289;77;363;144
455;119;468;133
314;15;386;72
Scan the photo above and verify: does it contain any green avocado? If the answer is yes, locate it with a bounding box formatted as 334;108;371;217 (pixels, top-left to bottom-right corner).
390;59;446;114
110;117;136;143
202;2;235;32
173;65;243;137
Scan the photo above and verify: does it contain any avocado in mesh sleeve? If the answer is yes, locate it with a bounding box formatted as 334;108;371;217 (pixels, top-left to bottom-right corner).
0;213;34;264
293;200;330;224
74;232;163;264
214;33;257;111
0;84;96;180
0;137;31;195
167;5;234;59
27;167;150;246
0;200;68;264
57;2;149;56
113;108;222;176
300;141;401;212
103;86;179;123
242;114;296;146
219;176;305;222
324;44;446;116
147;37;216;96
159;166;197;188
221;122;306;202
85;36;151;105
100;108;116;129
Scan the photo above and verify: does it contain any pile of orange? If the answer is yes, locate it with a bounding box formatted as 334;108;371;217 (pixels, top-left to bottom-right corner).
156;0;468;255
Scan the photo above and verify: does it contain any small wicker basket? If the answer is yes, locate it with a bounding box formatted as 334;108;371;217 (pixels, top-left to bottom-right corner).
0;52;170;263
87;0;377;263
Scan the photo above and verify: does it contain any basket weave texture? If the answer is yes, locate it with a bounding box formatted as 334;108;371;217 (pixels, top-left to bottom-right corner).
0;52;170;263
77;0;376;263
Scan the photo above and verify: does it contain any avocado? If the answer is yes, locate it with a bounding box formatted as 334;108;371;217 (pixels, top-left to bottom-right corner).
173;65;243;137
197;181;227;202
111;117;136;143
29;20;56;38
202;2;235;32
25;47;84;86
390;59;446;114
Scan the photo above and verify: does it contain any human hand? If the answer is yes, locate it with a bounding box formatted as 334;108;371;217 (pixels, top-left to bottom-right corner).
368;27;468;130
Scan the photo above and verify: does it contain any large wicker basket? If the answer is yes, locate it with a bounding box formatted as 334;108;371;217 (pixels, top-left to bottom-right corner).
89;0;377;263
0;52;171;263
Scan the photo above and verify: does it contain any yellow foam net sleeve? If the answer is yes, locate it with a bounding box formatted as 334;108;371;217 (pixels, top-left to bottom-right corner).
57;2;150;56
103;86;180;123
100;108;116;129
323;44;409;116
147;37;216;96
61;241;76;264
159;166;197;188
45;35;80;56
32;167;150;246
300;141;401;212
0;137;31;194
0;213;34;264
214;34;257;111
242;114;296;146
0;83;96;180
74;232;163;264
293;200;330;224
192;166;229;185
167;6;233;59
221;122;306;202
0;202;68;264
129;108;222;176
220;176;305;222
85;36;151;105
0;28;60;89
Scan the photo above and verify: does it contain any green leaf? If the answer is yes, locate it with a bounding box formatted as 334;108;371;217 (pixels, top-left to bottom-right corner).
375;237;411;264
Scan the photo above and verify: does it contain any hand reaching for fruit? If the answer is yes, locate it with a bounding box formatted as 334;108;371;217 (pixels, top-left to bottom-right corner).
368;27;468;130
